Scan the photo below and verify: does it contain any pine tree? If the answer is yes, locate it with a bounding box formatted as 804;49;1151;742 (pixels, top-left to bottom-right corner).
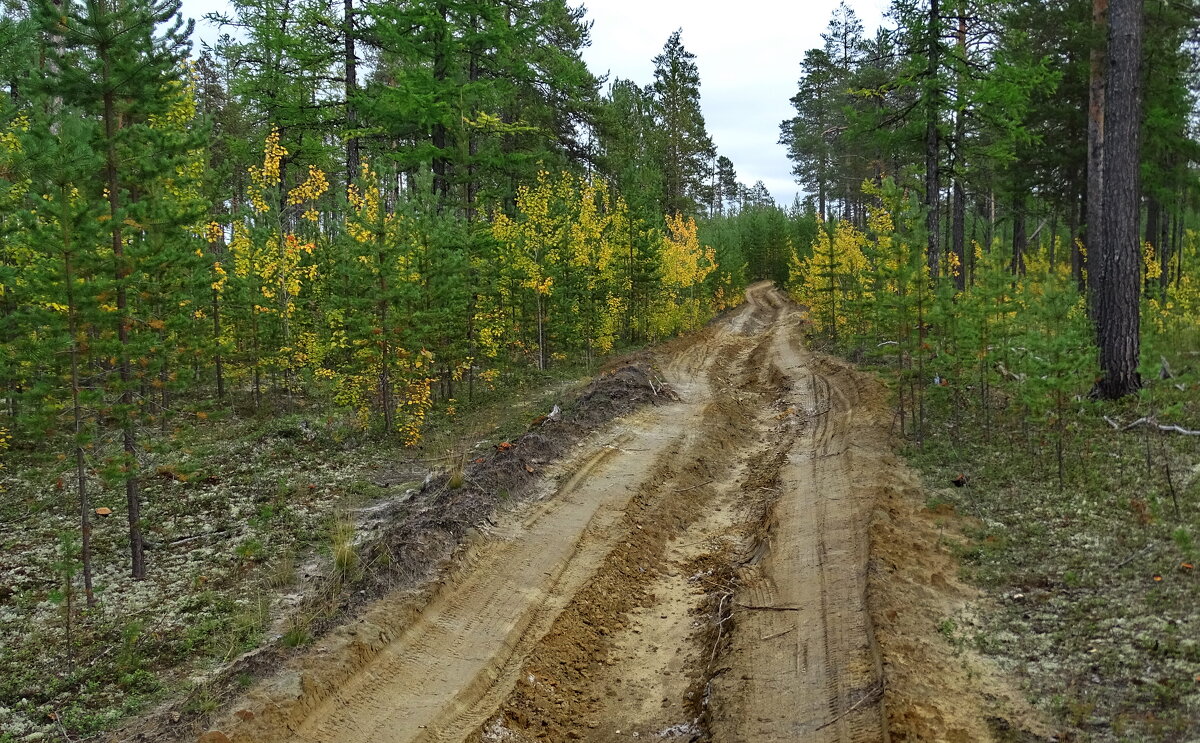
33;0;196;579
651;30;714;217
713;156;737;216
1093;0;1144;398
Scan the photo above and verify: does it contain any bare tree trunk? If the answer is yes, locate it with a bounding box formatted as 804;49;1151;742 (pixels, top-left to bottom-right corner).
102;45;144;580
1049;210;1058;269
1011;193;1027;275
951;165;966;290
344;0;359;181
1144;195;1159;293
1070;188;1085;292
1094;0;1143;399
64;240;95;607
431;3;451;206
949;4;967;290
212;286;224;399
924;0;942;279
1086;0;1109;320
817;173;826;223
1165;204;1181;290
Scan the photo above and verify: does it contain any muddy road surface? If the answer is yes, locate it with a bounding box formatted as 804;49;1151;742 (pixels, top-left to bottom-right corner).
213;283;894;743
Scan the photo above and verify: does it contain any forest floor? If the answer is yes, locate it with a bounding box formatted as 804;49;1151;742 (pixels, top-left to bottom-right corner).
161;284;1050;743
896;362;1200;742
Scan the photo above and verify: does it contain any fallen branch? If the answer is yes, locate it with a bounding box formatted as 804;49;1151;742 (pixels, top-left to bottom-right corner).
734;603;801;612
1026;216;1052;245
709;592;733;667
1103;416;1200;436
760;626;797;642
53;712;75;743
167;529;230;548
673;479;714;493
1112;544;1152;570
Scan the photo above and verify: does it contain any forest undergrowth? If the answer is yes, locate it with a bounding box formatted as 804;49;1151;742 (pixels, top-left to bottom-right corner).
909;372;1200;742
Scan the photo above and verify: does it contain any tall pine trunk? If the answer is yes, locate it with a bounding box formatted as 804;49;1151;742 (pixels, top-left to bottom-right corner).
924;0;941;279
431;3;451;206
1086;0;1108;319
949;3;967;290
102;42;145;580
344;0;359;182
1094;0;1143;399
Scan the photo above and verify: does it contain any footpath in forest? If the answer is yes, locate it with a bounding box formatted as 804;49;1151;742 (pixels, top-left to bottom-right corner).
182;284;1049;743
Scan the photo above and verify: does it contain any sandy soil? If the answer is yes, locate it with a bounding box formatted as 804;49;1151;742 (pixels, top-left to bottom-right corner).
194;283;1048;743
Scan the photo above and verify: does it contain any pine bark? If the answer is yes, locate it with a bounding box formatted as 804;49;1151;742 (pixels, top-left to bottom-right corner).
1094;0;1143;399
431;3;451;205
344;0;359;182
924;0;941;279
103;54;144;580
1086;0;1108;319
950;7;967;291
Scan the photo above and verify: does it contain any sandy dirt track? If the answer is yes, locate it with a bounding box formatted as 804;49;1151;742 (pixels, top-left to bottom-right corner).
210;283;895;743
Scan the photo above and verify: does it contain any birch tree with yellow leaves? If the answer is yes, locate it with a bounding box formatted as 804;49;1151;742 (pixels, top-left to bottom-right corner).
227;127;327;407
656;213;716;336
491;171;635;369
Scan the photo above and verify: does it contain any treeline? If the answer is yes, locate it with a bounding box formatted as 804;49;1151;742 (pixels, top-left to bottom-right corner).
0;0;785;585
781;0;1200;399
793;181;1193;469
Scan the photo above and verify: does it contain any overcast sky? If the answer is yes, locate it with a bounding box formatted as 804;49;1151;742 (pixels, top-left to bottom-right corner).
576;0;890;206
185;0;892;207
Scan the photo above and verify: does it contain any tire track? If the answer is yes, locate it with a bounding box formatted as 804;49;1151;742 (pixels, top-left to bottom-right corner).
207;283;892;743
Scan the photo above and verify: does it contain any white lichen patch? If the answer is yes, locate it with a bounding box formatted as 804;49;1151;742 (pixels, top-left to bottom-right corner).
0;413;420;741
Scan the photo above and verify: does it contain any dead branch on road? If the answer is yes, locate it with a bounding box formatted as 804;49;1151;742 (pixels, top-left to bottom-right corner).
734;603;801;612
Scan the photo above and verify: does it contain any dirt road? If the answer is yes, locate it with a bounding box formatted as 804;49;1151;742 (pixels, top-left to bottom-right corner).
215;283;892;743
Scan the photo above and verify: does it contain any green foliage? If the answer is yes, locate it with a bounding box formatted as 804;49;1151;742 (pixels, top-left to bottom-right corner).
651;30;715;217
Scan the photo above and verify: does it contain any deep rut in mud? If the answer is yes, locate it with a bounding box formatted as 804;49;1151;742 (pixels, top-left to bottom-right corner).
208;283;893;743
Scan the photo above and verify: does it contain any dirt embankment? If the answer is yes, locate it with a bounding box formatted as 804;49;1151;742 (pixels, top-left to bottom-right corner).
865;414;1057;742
180;283;1052;743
